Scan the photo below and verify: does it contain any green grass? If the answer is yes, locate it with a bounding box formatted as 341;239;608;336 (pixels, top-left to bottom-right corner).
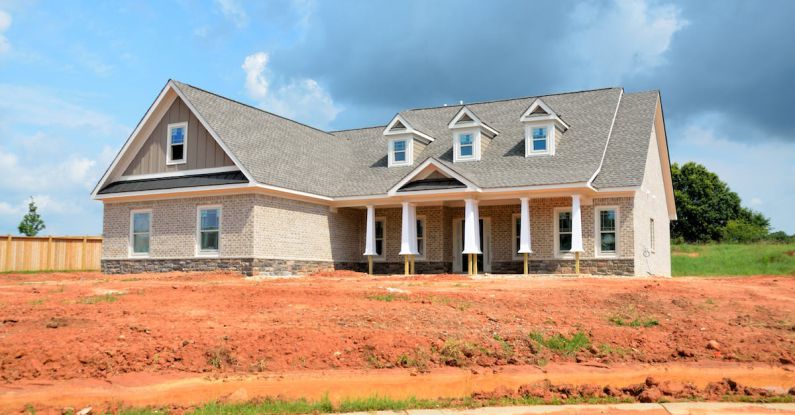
77;293;120;304
365;293;408;302
672;243;795;276
528;331;590;356
608;315;659;327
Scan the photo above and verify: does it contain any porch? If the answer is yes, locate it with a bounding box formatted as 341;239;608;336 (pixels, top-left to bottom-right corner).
355;195;634;276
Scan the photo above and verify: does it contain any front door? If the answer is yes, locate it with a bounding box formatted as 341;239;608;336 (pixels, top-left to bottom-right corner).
454;218;490;273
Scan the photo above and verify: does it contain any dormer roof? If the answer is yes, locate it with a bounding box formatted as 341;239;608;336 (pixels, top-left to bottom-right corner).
520;98;571;130
383;113;435;144
447;106;499;137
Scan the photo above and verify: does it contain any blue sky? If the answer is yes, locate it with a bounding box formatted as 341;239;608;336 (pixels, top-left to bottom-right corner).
0;0;794;235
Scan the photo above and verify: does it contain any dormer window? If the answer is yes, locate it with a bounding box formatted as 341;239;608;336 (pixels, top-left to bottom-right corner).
520;99;569;157
448;107;498;163
388;137;412;167
167;122;187;165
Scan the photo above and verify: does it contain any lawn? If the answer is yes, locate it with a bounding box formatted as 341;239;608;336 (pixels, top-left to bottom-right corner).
672;243;795;276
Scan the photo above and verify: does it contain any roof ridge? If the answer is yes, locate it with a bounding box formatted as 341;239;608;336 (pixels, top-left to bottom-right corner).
170;79;343;139
329;125;386;133
404;86;622;112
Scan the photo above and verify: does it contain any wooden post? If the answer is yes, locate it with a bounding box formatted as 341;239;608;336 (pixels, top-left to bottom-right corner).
409;255;415;275
575;251;580;275
368;256;373;275
4;235;11;272
523;252;528;275
467;253;472;275
474;254;478;275
404;255;409;275
81;237;88;270
46;236;53;271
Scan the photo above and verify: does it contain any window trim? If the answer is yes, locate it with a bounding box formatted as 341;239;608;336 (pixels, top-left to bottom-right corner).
415;215;426;261
511;213;522;260
524;122;555;157
453;129;481;162
594;206;620;258
388;137;413;167
553;207;574;259
196;205;222;257
129;209;152;258
373;217;386;261
167;122;188;165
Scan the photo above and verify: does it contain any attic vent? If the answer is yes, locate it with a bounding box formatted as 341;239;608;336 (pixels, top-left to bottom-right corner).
391;120;407;131
530;106;549;115
457;113;474;124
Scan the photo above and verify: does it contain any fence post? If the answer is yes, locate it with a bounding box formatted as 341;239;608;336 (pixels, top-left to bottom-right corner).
81;237;88;270
5;235;12;272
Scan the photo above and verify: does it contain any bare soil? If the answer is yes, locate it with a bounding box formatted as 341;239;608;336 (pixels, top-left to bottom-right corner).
0;271;794;411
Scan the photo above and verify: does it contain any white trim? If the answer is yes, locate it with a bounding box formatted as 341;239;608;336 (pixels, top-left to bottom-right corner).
594;205;619;258
196;205;222;257
383;114;435;143
415;214;426;261
129;209;152;258
388;136;413;167
387;158;480;196
448;107;499;137
166;122;188;165
553;207;574;259
520;98;570;130
453;129;481;162
374;216;386;261
524;123;555;157
511;212;522;260
588;89;624;186
119;166;240;181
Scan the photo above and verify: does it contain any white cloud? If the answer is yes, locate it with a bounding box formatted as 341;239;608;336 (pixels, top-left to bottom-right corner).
0;9;10;55
242;51;342;129
0;201;21;217
215;0;248;28
566;0;687;86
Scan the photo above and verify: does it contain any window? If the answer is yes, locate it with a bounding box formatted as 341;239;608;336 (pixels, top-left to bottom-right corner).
459;133;474;158
595;207;618;257
374;218;385;259
558;211;572;251
650;218;655;252
130;210;151;256
416;216;425;259
197;206;221;255
167;122;187;164
512;213;521;260
388;138;412;166
532;127;547;152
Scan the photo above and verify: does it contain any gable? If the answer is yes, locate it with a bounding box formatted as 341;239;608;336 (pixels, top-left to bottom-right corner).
123;96;234;176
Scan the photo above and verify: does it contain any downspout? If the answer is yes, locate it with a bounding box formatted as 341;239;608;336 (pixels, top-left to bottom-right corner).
586;89;624;190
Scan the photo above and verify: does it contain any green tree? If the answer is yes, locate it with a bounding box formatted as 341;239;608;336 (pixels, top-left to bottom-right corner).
18;197;46;237
721;219;768;243
671;162;768;243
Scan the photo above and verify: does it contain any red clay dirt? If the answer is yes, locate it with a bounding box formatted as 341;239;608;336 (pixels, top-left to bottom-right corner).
0;271;794;411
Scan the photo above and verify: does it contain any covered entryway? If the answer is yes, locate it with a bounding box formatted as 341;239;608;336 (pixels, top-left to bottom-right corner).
453;217;491;273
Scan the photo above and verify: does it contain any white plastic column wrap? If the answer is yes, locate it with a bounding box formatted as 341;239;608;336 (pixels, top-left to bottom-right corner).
462;199;482;254
399;201;416;255
571;195;584;253
363;205;377;256
518;197;532;254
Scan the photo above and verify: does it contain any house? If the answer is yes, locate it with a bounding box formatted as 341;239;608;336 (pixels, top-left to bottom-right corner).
92;80;676;276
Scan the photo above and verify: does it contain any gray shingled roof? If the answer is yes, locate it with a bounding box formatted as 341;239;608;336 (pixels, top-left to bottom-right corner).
99;171;247;194
171;81;658;198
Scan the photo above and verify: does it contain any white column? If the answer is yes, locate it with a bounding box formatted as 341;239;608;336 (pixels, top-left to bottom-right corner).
462;199;482;254
409;204;419;255
518;197;532;254
571;195;584;253
363;205;377;256
399;201;414;255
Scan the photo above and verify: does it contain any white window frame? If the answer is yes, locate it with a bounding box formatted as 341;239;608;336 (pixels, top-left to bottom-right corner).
524;122;555;157
196;205;222;257
553;207;574;259
415;215;426;261
649;218;656;253
388;137;413;167
167;122;188;165
594;206;620;258
453;129;481;162
511;213;522;260
129;209;152;258
374;217;386;261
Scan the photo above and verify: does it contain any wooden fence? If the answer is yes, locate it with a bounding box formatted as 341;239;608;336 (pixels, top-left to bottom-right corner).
0;235;102;272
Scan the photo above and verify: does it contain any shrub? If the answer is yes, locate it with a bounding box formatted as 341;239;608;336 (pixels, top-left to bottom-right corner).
722;220;769;243
528;331;590;356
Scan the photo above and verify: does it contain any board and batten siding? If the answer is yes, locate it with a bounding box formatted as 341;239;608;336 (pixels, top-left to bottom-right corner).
123;97;235;176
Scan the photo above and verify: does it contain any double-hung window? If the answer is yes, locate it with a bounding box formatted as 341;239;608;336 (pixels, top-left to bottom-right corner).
458;133;474;158
531;127;548;152
389;139;411;166
416;216;425;259
557;210;572;254
197;206;221;255
596;207;618;256
374;218;385;259
167;122;187;164
393;140;407;162
512;213;522;259
130;210;151;256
